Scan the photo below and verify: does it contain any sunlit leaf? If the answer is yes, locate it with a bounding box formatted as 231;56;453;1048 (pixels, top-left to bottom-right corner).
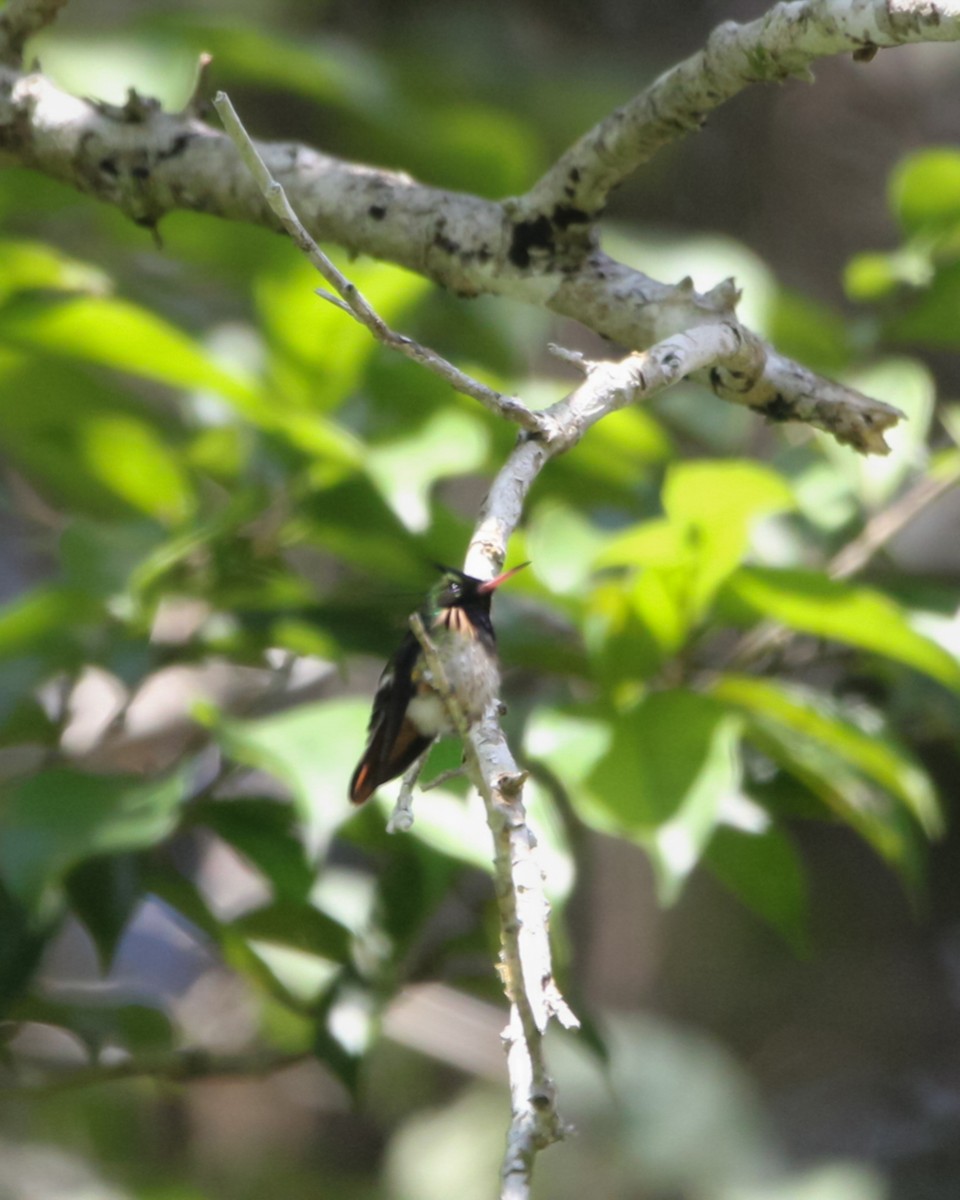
214;700;370;853
0;239;110;303
723;567;960;692
0;294;258;404
528;502;606;595
587;692;742;901
528;695;741;902
82;414;195;522
368;409;489;532
890;147;960;234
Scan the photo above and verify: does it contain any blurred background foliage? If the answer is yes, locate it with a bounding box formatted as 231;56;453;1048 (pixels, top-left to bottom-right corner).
1;1;960;1198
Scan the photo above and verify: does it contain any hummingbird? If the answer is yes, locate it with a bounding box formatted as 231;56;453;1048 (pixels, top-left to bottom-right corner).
349;563;527;804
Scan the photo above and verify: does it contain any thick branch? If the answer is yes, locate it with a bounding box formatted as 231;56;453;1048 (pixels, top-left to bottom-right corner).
0;38;912;453
523;0;960;216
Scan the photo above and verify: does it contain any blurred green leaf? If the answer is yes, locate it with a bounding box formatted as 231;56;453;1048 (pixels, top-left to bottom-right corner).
705;824;809;953
15;996;174;1054
0;239;110;302
235;900;351;962
0;769;187;914
190;798;315;903
528;502;605;596
214;700;370;852
0;585;100;663
66;855;144;969
587;692;742;901
368;409;490;532
0;879;48;1017
887;261;960;348
0;294;257;404
528;695;741;903
723;567;960;692
890;147;960;235
768;289;851;374
599;461;793;637
256;256;432;409
712;674;942;836
82;414;196;523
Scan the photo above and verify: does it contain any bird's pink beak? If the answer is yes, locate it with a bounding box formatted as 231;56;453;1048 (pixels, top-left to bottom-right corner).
476;562;530;594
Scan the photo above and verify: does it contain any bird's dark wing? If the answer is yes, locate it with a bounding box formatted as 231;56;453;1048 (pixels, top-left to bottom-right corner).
348;631;432;804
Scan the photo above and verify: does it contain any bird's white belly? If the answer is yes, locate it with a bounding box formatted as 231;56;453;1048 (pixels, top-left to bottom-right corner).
406;632;500;737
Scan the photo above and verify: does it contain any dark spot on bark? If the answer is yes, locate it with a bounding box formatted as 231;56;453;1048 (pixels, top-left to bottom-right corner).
368;204;386;220
568;166;580;182
508;214;554;268
99;157;119;177
433;230;459;255
131;165;150;181
751;394;794;422
552;203;590;229
156;133;192;162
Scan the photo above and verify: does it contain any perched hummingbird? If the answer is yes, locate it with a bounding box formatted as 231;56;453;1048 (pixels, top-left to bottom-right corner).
349;563;527;804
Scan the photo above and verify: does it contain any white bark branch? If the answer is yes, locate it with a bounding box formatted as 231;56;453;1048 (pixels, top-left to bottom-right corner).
0;0;946;451
523;0;960;216
0;0;69;66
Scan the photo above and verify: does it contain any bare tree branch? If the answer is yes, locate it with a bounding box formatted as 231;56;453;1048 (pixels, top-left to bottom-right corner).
522;0;960;217
211;90;544;433
0;0;69;66
3;1047;312;1095
0;0;939;451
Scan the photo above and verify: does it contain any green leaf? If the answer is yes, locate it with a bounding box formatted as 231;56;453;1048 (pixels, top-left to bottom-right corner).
66;855;144;969
768;289;851;374
599;461;793;638
367;409;490;532
887;261;960;349
711;674;942;837
0;586;100;663
0;239;110;303
0;879;48;1017
723;567;960;692
705;825;809;953
191;798;314;903
528;694;741;903
214;700;370;853
0;294;258;405
234;901;351;962
0;769;187;914
81;414;195;522
528;502;606;596
256;256;432;409
15;996;173;1054
890;147;960;234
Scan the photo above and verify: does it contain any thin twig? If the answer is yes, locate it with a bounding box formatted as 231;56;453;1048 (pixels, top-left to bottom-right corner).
407;612;577;1200
212;91;545;435
4;1048;311;1096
